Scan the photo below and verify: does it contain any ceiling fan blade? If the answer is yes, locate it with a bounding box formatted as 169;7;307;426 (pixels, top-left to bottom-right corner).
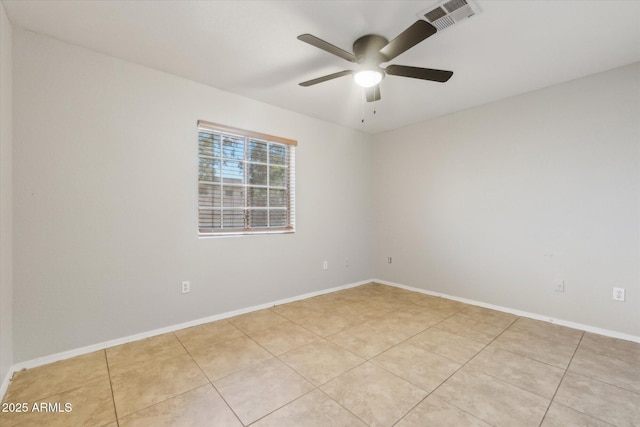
385;65;453;82
299;70;354;87
379;21;437;61
298;34;357;63
365;85;381;102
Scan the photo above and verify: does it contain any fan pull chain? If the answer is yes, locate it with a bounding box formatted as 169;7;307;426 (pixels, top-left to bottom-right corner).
360;86;382;124
360;85;380;123
373;85;378;115
361;87;366;123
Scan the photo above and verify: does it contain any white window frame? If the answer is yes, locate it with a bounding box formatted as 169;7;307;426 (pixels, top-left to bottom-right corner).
197;120;296;236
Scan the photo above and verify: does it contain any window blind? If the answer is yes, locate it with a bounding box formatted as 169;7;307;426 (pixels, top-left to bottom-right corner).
197;121;296;235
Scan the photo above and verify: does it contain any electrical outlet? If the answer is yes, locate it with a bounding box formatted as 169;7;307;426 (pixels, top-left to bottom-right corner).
613;287;625;302
345;259;350;268
323;261;328;270
181;281;190;294
554;279;565;293
387;257;392;264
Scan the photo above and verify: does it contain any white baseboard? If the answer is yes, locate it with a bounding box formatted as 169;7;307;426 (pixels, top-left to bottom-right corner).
0;368;12;402
375;278;640;344
0;279;370;400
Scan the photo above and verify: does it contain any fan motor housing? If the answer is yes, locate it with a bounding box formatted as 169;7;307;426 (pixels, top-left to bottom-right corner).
353;34;388;64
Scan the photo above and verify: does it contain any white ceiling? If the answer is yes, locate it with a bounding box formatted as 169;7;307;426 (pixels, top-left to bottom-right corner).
3;0;640;134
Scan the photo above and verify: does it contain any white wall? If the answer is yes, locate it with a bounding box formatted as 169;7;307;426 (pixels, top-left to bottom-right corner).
0;1;13;391
12;28;373;362
373;63;640;336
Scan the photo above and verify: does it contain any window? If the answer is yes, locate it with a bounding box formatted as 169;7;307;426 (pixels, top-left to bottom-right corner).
197;121;296;235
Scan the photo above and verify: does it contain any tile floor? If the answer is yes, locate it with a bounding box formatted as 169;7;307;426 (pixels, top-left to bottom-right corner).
1;283;639;426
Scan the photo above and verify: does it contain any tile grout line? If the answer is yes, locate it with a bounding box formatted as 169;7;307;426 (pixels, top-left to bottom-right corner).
213;323;332;426
316;386;370;426
180;317;356;426
269;290;434;425
103;349;120;427
325;298;481;426
244;388;318;426
567;345;640;395
112;333;226;421
399;314;521;426
173;331;246;426
311;333;417;425
537;330;585;427
389;300;506;424
456;317;584;401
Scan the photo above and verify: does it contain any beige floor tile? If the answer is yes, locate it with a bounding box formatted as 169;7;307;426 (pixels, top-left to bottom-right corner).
436;314;506;344
362;317;424;342
352;283;393;296
321;362;427;427
382;288;429;304
309;297;357;313
554;372;640;427
248;321;318;355
569;346;640;393
372;341;460;392
341;310;387;325
332;301;388;323
118;384;241;427
328;324;403;359
174;320;244;351
508;317;583;347
228;309;288;334
251;389;367;427
306;293;345;305
110;352;208;417
106;333;186;376
541;402;614;427
3;351;109;402
433;368;550;427
363;295;410;312
310;290;361;305
466;346;565;398
328;298;377;312
214;358;314;425
396;395;491;427
328;288;366;302
579;332;640;365
279;339;364;386
294;312;359;337
458;306;518;328
301;295;336;310
409;327;486;364
365;309;438;340
0;378;116;427
393;303;447;323
493;329;577;369
333;287;370;300
413;295;469;316
271;300;326;322
189;335;272;381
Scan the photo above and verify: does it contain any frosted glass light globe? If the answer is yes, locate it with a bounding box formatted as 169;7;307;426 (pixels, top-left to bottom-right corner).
353;70;383;88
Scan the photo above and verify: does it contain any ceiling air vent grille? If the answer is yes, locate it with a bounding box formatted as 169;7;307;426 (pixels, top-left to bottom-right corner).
418;0;480;32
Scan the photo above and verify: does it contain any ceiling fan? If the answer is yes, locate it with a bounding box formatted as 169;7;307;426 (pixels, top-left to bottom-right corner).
297;20;453;102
